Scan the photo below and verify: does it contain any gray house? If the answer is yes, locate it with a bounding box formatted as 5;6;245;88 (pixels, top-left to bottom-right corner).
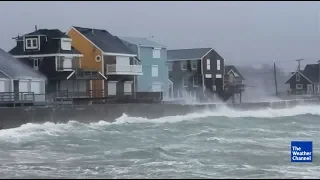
0;48;47;105
120;37;169;99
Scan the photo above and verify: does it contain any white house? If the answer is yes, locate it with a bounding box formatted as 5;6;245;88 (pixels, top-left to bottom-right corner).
0;48;47;104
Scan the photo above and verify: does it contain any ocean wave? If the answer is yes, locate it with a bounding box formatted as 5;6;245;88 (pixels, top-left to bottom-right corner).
0;105;319;141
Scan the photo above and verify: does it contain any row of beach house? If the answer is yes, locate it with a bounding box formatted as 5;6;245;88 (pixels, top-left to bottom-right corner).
0;25;246;106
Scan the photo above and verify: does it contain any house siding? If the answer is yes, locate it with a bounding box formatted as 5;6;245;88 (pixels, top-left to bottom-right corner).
135;47;168;96
201;49;225;93
67;28;104;94
287;73;310;94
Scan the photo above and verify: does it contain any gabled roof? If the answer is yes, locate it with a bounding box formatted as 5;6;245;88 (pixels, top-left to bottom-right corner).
285;70;313;84
71;26;136;55
167;48;212;61
18;29;69;39
303;64;319;83
9;45;81;56
0;48;46;80
120;37;166;48
225;65;245;80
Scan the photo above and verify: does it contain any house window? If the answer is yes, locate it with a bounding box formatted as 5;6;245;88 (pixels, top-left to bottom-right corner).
217;60;221;70
296;73;300;81
296;84;303;89
206;59;210;70
26;38;38;49
181;61;187;70
318;85;320;93
124;81;132;95
152;65;158;77
152;48;161;58
61;38;72;51
216;74;222;78
193;77;198;87
191;61;197;70
168;62;172;71
307;84;313;94
33;59;39;70
182;77;188;87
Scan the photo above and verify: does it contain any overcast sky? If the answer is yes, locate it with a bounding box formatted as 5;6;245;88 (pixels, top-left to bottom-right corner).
1;1;320;71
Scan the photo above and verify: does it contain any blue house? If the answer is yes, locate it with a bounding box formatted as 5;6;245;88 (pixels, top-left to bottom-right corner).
120;37;169;99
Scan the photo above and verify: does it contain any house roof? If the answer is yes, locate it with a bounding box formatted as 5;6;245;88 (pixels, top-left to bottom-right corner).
119;37;166;48
284;70;313;84
225;65;245;80
167;48;212;61
303;64;319;83
0;71;9;79
0;48;47;80
25;29;69;39
72;26;135;55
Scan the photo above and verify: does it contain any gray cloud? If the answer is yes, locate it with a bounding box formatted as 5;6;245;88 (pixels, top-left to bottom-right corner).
1;1;320;70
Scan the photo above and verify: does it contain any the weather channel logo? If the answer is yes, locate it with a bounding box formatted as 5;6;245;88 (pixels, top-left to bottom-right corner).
291;141;312;163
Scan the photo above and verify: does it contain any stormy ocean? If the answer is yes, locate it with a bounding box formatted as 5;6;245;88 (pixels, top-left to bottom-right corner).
0;105;319;179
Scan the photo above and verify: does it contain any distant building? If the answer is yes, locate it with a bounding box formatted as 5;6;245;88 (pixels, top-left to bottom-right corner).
0;47;47;106
120;37;169;100
167;48;225;101
224;65;245;103
285;61;320;94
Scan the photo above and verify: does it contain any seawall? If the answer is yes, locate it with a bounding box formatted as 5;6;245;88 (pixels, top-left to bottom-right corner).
0;99;319;130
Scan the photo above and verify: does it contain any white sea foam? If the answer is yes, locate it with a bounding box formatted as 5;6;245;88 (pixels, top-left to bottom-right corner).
0;105;319;140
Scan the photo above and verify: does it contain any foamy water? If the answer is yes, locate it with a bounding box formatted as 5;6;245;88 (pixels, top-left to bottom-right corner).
0;105;320;178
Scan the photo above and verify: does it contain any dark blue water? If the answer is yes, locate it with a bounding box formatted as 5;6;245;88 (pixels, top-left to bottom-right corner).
0;105;319;178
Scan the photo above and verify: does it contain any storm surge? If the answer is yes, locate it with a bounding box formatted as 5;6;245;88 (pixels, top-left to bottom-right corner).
0;105;320;178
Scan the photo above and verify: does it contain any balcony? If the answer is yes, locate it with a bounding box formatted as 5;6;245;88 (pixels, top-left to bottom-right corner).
106;64;143;75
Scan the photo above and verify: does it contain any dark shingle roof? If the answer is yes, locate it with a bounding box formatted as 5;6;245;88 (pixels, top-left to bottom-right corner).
167;48;212;61
24;29;69;38
9;45;81;56
225;65;245;80
0;48;46;80
303;64;320;83
73;26;135;55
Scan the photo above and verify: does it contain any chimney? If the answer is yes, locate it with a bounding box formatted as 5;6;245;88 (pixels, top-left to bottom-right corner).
35;25;37;31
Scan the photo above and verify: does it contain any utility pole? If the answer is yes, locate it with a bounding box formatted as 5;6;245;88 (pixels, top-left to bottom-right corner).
273;62;278;96
296;58;304;71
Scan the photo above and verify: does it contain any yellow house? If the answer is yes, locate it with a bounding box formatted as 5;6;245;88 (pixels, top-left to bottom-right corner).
66;26;142;97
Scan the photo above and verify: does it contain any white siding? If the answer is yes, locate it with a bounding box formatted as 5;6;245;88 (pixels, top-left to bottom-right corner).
152;65;158;77
0;80;5;92
30;81;41;94
108;81;117;95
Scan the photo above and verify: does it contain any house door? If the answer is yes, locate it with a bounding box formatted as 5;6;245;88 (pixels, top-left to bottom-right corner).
19;80;29;100
307;84;313;94
108;81;117;96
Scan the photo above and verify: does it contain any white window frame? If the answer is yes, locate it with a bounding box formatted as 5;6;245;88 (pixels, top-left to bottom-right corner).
206;59;210;70
193;77;198;87
152;65;158;77
152;48;161;58
26;38;38;49
296;84;303;89
182;77;188;87
181;61;187;70
216;74;222;78
191;61;197;70
307;84;313;94
168;62;172;71
217;60;221;70
296;73;300;81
